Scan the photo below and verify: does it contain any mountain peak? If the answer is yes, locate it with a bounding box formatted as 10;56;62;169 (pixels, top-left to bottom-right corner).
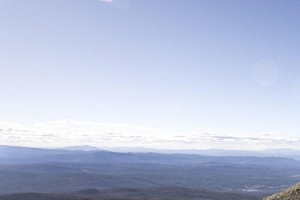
60;145;99;151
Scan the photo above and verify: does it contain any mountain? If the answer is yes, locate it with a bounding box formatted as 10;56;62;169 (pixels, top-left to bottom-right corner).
263;182;300;200
61;145;100;151
1;145;300;196
3;145;300;160
106;147;300;159
1;145;298;166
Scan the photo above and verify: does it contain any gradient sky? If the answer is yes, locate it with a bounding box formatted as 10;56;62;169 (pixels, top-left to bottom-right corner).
1;0;300;149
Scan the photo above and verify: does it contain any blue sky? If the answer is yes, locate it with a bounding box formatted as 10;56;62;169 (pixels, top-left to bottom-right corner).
1;0;300;149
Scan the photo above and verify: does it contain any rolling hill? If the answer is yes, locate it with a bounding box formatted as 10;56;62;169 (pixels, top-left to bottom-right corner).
1;146;300;197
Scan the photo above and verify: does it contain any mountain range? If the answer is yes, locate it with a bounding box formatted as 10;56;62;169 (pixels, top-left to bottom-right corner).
65;146;300;159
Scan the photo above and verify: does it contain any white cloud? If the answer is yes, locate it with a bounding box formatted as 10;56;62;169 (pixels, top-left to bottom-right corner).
0;119;300;150
100;0;113;2
99;0;129;9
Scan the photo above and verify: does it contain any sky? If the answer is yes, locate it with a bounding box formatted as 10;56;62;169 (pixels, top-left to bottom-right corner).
1;0;300;150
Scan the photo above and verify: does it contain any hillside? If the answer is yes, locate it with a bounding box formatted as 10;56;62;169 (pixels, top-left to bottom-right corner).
0;187;258;200
263;182;300;200
1;146;300;196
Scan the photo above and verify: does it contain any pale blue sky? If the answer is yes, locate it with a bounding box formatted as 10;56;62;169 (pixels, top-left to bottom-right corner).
1;0;300;149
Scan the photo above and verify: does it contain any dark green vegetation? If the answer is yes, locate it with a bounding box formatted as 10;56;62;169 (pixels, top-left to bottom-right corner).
1;146;300;199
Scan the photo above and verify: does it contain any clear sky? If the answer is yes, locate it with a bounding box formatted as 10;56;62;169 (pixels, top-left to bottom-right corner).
1;0;300;150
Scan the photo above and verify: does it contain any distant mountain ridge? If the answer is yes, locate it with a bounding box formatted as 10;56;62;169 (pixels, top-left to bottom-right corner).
0;145;298;167
2;145;300;159
106;147;300;159
61;145;100;151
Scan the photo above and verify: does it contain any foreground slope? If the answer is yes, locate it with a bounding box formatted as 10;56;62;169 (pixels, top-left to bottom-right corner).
263;182;300;200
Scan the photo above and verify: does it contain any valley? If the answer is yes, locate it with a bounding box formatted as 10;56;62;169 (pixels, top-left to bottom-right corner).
1;146;300;199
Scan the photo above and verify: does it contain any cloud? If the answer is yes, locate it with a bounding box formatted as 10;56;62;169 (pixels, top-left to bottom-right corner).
100;0;129;9
0;119;167;148
1;119;300;150
100;0;113;2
